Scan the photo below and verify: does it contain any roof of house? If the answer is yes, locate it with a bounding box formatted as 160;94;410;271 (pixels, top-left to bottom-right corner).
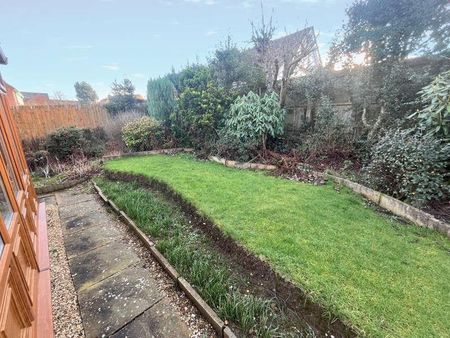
21;92;50;100
246;26;322;78
0;47;7;65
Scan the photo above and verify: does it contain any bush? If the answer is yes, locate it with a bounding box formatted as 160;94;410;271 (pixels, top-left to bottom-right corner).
122;116;165;151
174;82;235;150
147;76;176;126
362;129;449;206
26;150;48;172
103;110;144;153
411;70;450;139
301;96;354;158
45;127;106;161
223;91;285;153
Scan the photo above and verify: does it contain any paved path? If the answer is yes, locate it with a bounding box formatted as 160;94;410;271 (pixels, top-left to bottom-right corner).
52;185;193;338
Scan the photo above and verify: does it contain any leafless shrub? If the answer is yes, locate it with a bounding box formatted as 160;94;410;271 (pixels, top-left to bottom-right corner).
50;155;100;179
102;110;144;154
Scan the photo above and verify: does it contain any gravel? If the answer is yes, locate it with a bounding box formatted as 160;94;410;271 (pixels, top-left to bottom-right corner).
46;184;215;338
47;203;85;338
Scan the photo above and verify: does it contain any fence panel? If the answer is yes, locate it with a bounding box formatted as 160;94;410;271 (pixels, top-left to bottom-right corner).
11;104;110;140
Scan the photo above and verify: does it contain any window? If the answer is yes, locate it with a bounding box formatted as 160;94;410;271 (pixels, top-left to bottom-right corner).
0;234;4;256
0;135;19;195
0;178;13;229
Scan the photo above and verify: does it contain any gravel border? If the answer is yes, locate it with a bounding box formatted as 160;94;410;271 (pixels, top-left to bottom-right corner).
46;202;85;338
77;184;215;338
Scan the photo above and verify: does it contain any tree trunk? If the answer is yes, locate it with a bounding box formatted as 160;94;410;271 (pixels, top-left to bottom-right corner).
367;104;388;140
279;78;288;108
262;133;267;157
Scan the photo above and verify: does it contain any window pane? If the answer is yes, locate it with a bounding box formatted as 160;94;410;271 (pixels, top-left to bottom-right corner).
0;178;13;229
0;134;19;195
0;234;4;256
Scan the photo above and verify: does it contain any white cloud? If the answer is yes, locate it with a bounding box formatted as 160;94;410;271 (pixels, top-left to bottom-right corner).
102;63;120;71
205;30;217;37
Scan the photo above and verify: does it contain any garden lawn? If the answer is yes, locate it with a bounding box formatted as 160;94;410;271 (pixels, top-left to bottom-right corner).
105;154;450;337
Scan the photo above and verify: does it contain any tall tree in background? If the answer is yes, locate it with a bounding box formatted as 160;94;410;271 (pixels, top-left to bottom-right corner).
147;76;176;127
105;79;138;115
211;36;265;94
331;0;450;139
334;0;450;64
74;81;98;104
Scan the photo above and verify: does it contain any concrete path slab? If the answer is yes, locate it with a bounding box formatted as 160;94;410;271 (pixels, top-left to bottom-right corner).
61;211;112;234
78;265;164;337
54;185;195;338
70;241;140;291
64;222;122;258
110;298;192;338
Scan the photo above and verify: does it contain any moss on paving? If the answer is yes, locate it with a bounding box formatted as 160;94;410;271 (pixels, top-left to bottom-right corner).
104;154;450;337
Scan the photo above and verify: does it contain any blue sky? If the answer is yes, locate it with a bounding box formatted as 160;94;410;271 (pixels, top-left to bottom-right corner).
0;0;351;99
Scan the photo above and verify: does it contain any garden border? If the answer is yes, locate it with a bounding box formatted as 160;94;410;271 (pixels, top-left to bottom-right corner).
103;148;194;160
36;176;90;195
209;155;450;238
92;181;237;338
101;170;358;337
324;173;450;237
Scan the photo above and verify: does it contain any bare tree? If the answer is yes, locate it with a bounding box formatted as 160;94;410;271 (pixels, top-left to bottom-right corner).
52;91;66;101
251;6;320;107
273;27;319;107
250;4;276;93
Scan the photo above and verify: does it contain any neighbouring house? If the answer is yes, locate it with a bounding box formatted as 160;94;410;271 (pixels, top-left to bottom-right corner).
22;91;51;105
247;26;322;82
21;91;78;106
0;47;53;337
4;82;24;106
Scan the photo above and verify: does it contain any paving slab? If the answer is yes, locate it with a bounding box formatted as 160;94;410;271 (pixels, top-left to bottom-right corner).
64;222;122;258
56;191;96;207
58;199;105;220
78;265;164;338
110;298;192;338
69;240;140;291
61;211;113;234
54;185;193;338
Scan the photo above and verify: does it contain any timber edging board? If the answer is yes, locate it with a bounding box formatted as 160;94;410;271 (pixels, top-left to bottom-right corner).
208;156;450;238
92;181;237;338
102;148;194;160
36;176;90;195
325;173;450;238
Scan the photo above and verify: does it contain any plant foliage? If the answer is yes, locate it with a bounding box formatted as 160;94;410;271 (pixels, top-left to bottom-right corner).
122;116;165;151
411;70;450;139
74;81;98;104
45;127;106;160
147;76;176;126
224;91;285;151
363;129;449;206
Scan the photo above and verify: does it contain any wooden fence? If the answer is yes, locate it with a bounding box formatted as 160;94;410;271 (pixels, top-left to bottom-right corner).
11;104;110;140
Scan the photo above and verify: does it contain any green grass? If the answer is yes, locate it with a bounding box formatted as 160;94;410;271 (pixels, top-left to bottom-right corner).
105;154;450;337
95;177;313;337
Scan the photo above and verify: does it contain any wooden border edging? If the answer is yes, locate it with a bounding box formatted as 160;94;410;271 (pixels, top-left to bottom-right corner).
103;148;194;160
209;156;450;238
209;156;277;171
36;176;90;195
92;181;236;338
325;173;450;238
